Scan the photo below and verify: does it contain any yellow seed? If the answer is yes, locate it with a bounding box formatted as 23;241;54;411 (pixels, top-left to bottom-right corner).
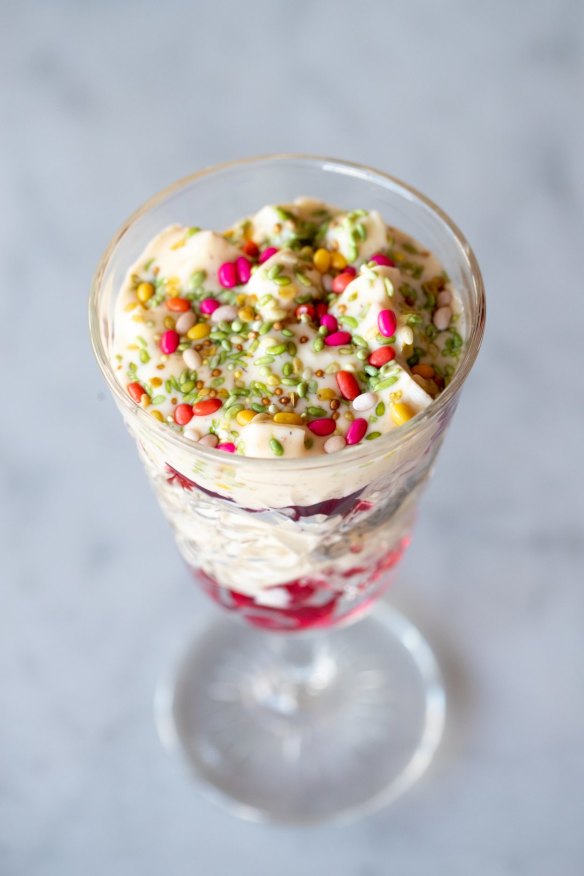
236;409;256;426
266;375;280;386
313;248;332;273
389;390;403;402
163;316;176;330
136;282;155;303
412;363;434;379
273;412;303;425
390;402;415;426
167;276;181;288
198;387;210;397
236;293;247;306
331;252;347;270
217;389;229;399
150;377;163;387
170;238;186;250
150;410;164;422
317;388;336;400
187;323;210;340
140;394;151;408
246;294;258;305
124;301;139;312
238;306;255;322
293;357;303;373
233;370;243;379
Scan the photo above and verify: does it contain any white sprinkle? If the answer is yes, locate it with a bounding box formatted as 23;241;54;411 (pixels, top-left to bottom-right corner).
302;367;313;380
175;311;196;334
353;392;377;412
211;305;237;323
437;290;452;307
398;326;414;346
324;435;346;454
433;306;452;331
322;274;333;292
198;433;218;448
183;428;201;442
183;348;201;370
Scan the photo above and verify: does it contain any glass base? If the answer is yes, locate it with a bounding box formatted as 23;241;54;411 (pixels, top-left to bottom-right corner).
155;606;445;824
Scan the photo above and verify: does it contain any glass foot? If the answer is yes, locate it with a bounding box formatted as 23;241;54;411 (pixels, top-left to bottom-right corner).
155;606;445;824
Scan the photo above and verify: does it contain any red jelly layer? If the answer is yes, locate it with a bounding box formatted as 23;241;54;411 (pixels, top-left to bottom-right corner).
194;538;409;632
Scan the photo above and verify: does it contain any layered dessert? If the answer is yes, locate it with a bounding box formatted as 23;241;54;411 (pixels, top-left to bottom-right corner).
111;200;464;629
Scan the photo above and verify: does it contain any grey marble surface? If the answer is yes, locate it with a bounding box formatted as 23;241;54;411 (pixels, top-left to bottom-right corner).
1;0;583;873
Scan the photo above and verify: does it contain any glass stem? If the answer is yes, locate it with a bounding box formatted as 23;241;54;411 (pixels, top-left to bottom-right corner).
250;632;338;715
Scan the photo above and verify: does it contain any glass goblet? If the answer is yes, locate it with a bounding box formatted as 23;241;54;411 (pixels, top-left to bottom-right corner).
90;155;485;823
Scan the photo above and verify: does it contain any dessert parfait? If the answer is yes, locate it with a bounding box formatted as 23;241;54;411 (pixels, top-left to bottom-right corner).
110;199;464;631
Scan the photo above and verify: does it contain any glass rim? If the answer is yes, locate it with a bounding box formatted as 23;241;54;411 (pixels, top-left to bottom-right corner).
89;153;486;472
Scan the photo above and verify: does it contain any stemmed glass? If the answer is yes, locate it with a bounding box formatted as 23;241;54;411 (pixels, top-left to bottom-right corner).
90;155;485;823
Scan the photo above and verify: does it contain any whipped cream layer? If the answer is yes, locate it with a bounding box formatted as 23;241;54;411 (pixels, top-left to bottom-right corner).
111;199;464;459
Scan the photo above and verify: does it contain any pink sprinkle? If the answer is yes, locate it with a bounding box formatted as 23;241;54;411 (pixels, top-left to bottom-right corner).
217;442;236;453
324;330;352;346
370;253;396;267
307;418;336;437
160;329;179;355
320;313;338;333
200;297;220;315
258;246;279;264
344;266;357;277
378;308;397;337
235;256;252;284
218;261;237;288
346;418;368;445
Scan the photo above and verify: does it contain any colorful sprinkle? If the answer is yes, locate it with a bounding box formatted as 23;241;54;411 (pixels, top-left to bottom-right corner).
313;248;331;273
199;297;220;315
199;433;219;448
324;330;352;347
236;256;252;284
183;348;201;370
273;412;303;425
242;240;259;258
390;402;415;425
352;392;377;412
192;398;223;416
160;330;179;354
217;442;236;453
378;309;397;337
258;246;279;264
136;282;155;303
323;435;346;453
127;382;146;403
218;261;237;288
307;418;336;436
175;311;197;334
187;323;210;340
336;370;360;400
332;272;354;294
368;346;396;368
174;403;194;426
370;253;396;267
167;297;191;312
346;417;367;445
320;313;338;333
236;409;256;426
211;304;238;324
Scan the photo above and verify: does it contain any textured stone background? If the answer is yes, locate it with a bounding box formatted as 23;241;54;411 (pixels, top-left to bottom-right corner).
1;1;583;873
